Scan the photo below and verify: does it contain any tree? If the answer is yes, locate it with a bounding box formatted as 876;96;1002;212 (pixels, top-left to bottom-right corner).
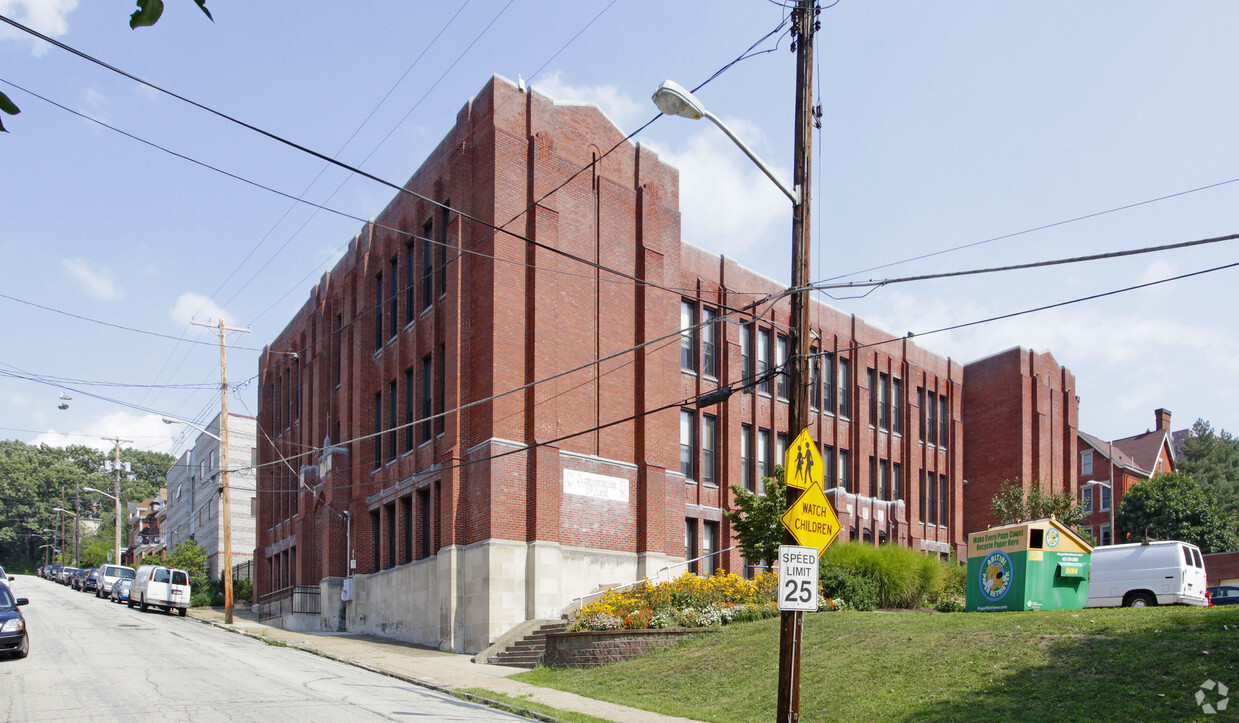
0;0;212;132
166;539;210;595
1114;472;1239;553
725;466;787;566
990;479;1087;528
1178;418;1239;534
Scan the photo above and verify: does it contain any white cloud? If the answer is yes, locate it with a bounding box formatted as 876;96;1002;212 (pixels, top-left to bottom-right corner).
32;412;177;454
0;0;78;57
532;71;643;130
661;127;790;259
1138;258;1178;285
169;292;226;326
63;257;123;300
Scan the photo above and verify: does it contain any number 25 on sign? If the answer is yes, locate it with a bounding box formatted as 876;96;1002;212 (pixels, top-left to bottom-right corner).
778;545;819;612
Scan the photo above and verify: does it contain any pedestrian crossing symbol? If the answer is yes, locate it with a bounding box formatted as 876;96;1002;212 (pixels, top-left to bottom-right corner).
784;428;824;491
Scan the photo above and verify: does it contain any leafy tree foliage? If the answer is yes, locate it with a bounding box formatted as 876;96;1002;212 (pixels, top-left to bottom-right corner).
1178;418;1239;535
724;467;787;566
166;539;210;595
990;479;1087;528
1114;472;1239;553
0;0;212;132
0;440;173;570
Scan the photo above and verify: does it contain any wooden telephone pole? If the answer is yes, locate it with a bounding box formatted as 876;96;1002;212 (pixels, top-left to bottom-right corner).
777;2;817;721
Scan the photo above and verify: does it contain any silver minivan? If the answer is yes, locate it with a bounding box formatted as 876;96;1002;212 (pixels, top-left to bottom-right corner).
96;564;135;599
128;565;191;616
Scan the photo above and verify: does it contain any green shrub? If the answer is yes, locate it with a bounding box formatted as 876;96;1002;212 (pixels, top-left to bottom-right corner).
820;542;946;609
818;564;880;611
935;594;966;613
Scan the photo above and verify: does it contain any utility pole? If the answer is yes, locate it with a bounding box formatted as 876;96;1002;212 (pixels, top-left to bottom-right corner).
193;317;250;625
59;488;65;565
778;2;817;722
74;484;81;566
104;437;132;566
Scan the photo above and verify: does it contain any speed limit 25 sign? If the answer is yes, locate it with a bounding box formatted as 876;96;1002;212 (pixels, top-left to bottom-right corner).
778;545;819;612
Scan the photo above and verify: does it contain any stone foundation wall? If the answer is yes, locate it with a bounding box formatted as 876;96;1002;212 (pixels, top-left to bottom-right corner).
544;628;715;667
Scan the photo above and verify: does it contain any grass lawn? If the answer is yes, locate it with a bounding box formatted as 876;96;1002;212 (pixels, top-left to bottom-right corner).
516;606;1239;722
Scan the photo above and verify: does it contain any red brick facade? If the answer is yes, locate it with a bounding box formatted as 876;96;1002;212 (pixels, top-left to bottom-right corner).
1078;409;1177;544
255;76;1074;649
961;348;1079;535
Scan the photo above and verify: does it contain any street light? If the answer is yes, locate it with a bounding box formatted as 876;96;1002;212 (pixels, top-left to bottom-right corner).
652;80;800;205
652;7;816;717
83;486;122;566
51;507;76;516
163;417;222;442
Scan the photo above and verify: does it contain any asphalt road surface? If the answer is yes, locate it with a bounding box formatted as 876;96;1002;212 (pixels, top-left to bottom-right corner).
0;576;527;722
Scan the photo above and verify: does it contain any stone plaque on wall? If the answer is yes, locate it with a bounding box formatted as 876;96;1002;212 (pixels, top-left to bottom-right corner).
563;469;629;503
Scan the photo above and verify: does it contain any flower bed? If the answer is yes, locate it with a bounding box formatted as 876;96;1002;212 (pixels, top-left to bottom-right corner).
570;571;781;632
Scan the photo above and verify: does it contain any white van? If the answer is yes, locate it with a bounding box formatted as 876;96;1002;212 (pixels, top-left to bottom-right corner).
128;565;191;616
1085;540;1209;608
96;564;135;599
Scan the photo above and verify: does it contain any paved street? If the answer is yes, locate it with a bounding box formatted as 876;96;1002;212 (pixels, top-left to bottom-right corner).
0;577;528;722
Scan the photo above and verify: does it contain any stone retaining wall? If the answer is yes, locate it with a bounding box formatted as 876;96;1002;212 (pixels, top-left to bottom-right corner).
544;628;716;667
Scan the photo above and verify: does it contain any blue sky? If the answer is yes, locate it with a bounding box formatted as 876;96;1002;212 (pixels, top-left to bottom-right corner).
2;1;1237;461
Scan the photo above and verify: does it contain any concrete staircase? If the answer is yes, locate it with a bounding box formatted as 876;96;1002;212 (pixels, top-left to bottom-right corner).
486;620;567;669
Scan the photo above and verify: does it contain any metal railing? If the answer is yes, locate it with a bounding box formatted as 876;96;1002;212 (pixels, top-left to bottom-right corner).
292;585;320;615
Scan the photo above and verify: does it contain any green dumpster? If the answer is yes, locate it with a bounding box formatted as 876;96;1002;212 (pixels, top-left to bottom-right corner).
966;517;1093;612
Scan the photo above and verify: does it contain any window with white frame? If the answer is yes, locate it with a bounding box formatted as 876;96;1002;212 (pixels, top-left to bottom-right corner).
1081;449;1094;476
1082;487;1093;514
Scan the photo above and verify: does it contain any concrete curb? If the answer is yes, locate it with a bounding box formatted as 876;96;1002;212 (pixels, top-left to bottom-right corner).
187;614;561;723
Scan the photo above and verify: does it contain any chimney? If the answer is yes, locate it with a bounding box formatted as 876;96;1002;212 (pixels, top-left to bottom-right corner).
1155;408;1171;431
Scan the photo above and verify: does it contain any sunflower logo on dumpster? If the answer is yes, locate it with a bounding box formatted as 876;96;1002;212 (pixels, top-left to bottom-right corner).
1196;679;1228;715
979;550;1013;601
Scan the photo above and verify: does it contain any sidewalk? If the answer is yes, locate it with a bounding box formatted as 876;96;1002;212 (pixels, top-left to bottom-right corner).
189;607;695;723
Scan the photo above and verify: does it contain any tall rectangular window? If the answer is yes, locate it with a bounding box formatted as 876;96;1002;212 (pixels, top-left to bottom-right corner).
777;433;789;471
839;358;851;418
1100;484;1112;511
680;409;696;481
437;202;449;299
373;272;384;352
741;424;753;491
880;459;891;501
703;521;719;575
740;324;752;384
702;307;720;379
680;300;697;373
823;445;836;488
839;449;851;491
757;328;772;395
417;487;431;559
940;474;949;526
926;471;937;525
420;220;434;312
404;241;416;324
1082;487;1094;514
401;495;413;564
893;462;902;500
879;373;891;432
869;456;878;498
1081;450;1094;476
387;380;397;464
917;387;926;441
939;396;949;450
686;519;699;574
919;471;927;521
434;343;446;437
702;414;718;487
420;355;432;444
868;369;877;426
893;378;903;435
809;347;820;410
758;428;771;493
1099;524;1112;546
776;335;790;401
388;256;398;339
822;352;835;414
373;391;382;470
404;367;414;453
926;392;938;446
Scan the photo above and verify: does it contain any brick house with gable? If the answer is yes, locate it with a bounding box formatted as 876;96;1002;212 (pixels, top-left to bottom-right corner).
1078;408;1177;545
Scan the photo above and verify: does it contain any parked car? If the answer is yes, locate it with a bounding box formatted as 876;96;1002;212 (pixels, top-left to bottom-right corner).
81;568;99;594
1086;541;1209;608
97;565;135;599
129;565;191;616
57;567;78;585
49;565;63;582
1208;585;1239;606
0;566;11;588
0;582;29;659
110;578;133;604
71;568;90;591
